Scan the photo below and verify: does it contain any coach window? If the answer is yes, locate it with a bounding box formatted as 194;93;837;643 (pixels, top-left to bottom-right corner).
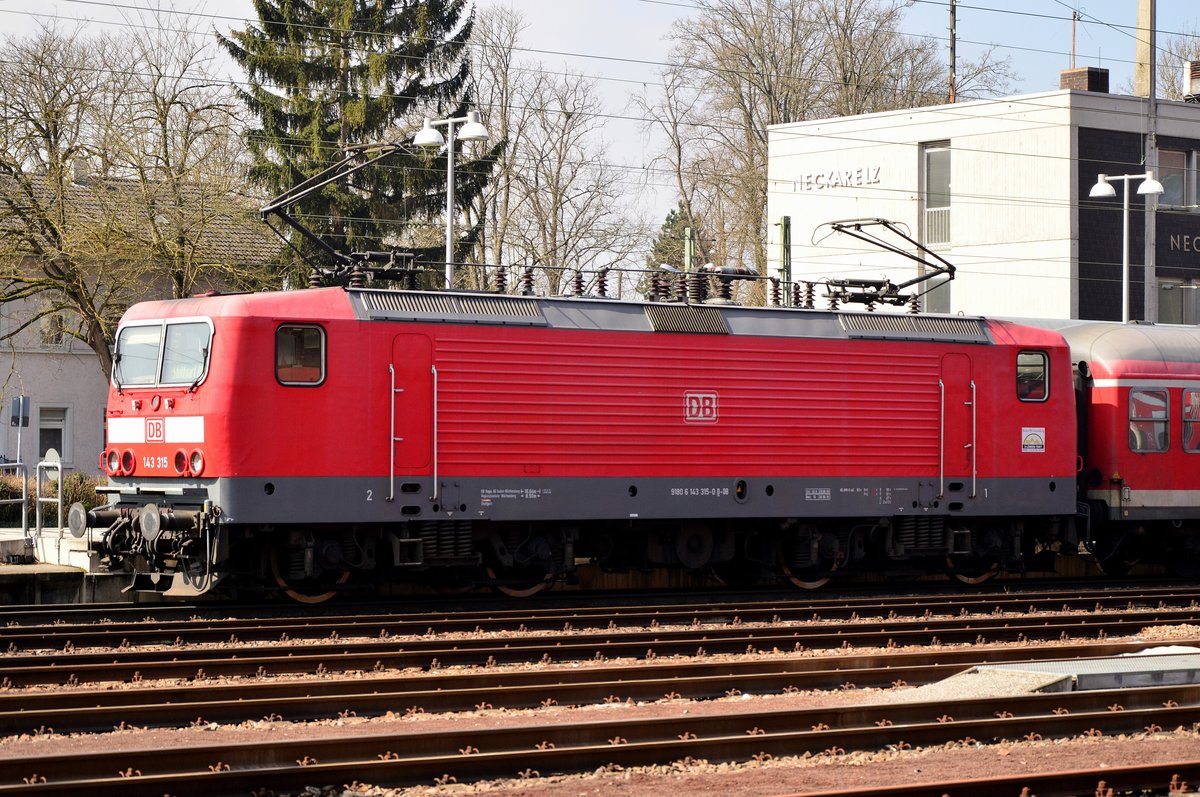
1016;351;1048;401
1185;390;1200;452
1129;389;1168;453
276;325;325;385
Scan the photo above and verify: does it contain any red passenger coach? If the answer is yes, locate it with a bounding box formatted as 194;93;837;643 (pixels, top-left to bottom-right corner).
1057;322;1200;574
75;287;1079;599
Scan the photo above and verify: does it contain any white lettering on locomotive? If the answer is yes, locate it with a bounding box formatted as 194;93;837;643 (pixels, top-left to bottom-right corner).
684;391;719;423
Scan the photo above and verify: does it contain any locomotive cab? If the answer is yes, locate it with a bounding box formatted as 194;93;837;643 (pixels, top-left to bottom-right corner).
73;312;224;596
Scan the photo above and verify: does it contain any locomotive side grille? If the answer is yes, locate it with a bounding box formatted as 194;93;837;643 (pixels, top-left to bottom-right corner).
893;516;947;554
841;313;988;343
354;290;545;325
645;304;730;334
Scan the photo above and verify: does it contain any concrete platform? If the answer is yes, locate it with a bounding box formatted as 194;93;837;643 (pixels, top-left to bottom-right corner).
0;525;142;604
978;647;1200;691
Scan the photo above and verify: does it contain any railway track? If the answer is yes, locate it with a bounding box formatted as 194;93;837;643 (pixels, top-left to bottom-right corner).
4;682;1199;795
3;639;1195;736
4;585;1199;795
2;604;1198;687
3;583;1198;650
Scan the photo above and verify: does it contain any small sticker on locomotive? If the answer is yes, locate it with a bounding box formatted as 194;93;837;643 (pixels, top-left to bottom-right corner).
805;487;831;501
684;391;718;423
1021;427;1046;452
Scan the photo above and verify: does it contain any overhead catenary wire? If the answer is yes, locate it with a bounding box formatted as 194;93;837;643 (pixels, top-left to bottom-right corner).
1;1;1196;284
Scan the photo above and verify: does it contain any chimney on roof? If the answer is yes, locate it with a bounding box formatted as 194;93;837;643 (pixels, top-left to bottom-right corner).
1060;66;1109;93
71;157;89;184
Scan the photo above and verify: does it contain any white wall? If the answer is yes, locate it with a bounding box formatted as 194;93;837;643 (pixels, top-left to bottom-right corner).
0;299;108;475
768;91;1080;317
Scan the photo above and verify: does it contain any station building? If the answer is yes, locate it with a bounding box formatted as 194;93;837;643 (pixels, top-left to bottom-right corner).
766;68;1200;322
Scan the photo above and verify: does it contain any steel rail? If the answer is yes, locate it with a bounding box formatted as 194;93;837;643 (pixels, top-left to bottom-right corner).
780;761;1200;797
2;639;1187;736
3;684;1199;795
2;611;1199;687
2;584;1197;643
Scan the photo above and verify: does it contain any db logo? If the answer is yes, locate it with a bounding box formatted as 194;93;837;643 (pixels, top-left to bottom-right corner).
684;392;719;423
146;417;165;443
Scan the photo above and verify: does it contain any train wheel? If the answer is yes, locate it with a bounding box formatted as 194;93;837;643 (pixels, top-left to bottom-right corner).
268;543;349;604
944;555;1000;586
485;565;553;598
776;533;841;590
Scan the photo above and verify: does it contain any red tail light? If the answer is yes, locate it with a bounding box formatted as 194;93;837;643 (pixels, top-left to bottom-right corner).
174;450;188;475
120;449;135;476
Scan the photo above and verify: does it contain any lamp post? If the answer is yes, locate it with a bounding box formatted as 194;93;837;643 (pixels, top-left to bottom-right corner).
1088;171;1164;323
414;111;490;289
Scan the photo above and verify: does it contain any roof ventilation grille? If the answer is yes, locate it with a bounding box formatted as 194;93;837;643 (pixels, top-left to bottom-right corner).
645;304;730;334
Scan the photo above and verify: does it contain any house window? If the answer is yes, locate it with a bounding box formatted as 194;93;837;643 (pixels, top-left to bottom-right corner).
38;407;68;463
39;312;65;348
922;143;951;246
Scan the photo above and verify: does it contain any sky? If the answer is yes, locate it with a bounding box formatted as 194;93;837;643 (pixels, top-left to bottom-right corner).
0;0;1197;225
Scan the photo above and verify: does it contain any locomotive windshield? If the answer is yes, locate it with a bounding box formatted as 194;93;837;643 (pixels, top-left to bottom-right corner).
113;319;213;388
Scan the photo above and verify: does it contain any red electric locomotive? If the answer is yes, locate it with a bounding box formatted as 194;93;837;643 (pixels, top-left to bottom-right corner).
71;286;1080;599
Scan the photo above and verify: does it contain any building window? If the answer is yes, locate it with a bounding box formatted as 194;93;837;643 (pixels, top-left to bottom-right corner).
275;325;325;385
38;407;69;463
39;311;65;349
1158;281;1200;324
1160;149;1188;207
925;274;952;314
922;143;951;246
1129;388;1167;452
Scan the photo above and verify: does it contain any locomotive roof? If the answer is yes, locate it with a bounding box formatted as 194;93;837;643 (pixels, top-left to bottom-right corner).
1024;319;1200;380
119;286;1069;348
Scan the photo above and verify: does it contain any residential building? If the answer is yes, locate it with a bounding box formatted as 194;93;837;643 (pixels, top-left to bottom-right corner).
0;175;280;476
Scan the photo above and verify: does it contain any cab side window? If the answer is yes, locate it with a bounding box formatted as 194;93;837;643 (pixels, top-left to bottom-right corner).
276;325;325;385
1016;351;1048;401
1129;388;1168;452
1184;390;1200;452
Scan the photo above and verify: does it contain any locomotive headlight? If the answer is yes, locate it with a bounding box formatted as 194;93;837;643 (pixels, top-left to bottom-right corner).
106;450;120;475
120;449;135;475
173;450;188;475
189;450;205;476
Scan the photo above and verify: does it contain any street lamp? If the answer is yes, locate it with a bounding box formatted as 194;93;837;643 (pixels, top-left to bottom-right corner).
1088;171;1164;323
414;111;490;290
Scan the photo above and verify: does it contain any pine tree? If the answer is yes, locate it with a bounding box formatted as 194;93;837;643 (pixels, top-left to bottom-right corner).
218;0;497;280
646;201;711;269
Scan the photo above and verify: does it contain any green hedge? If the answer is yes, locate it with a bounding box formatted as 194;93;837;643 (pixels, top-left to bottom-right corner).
0;471;105;526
